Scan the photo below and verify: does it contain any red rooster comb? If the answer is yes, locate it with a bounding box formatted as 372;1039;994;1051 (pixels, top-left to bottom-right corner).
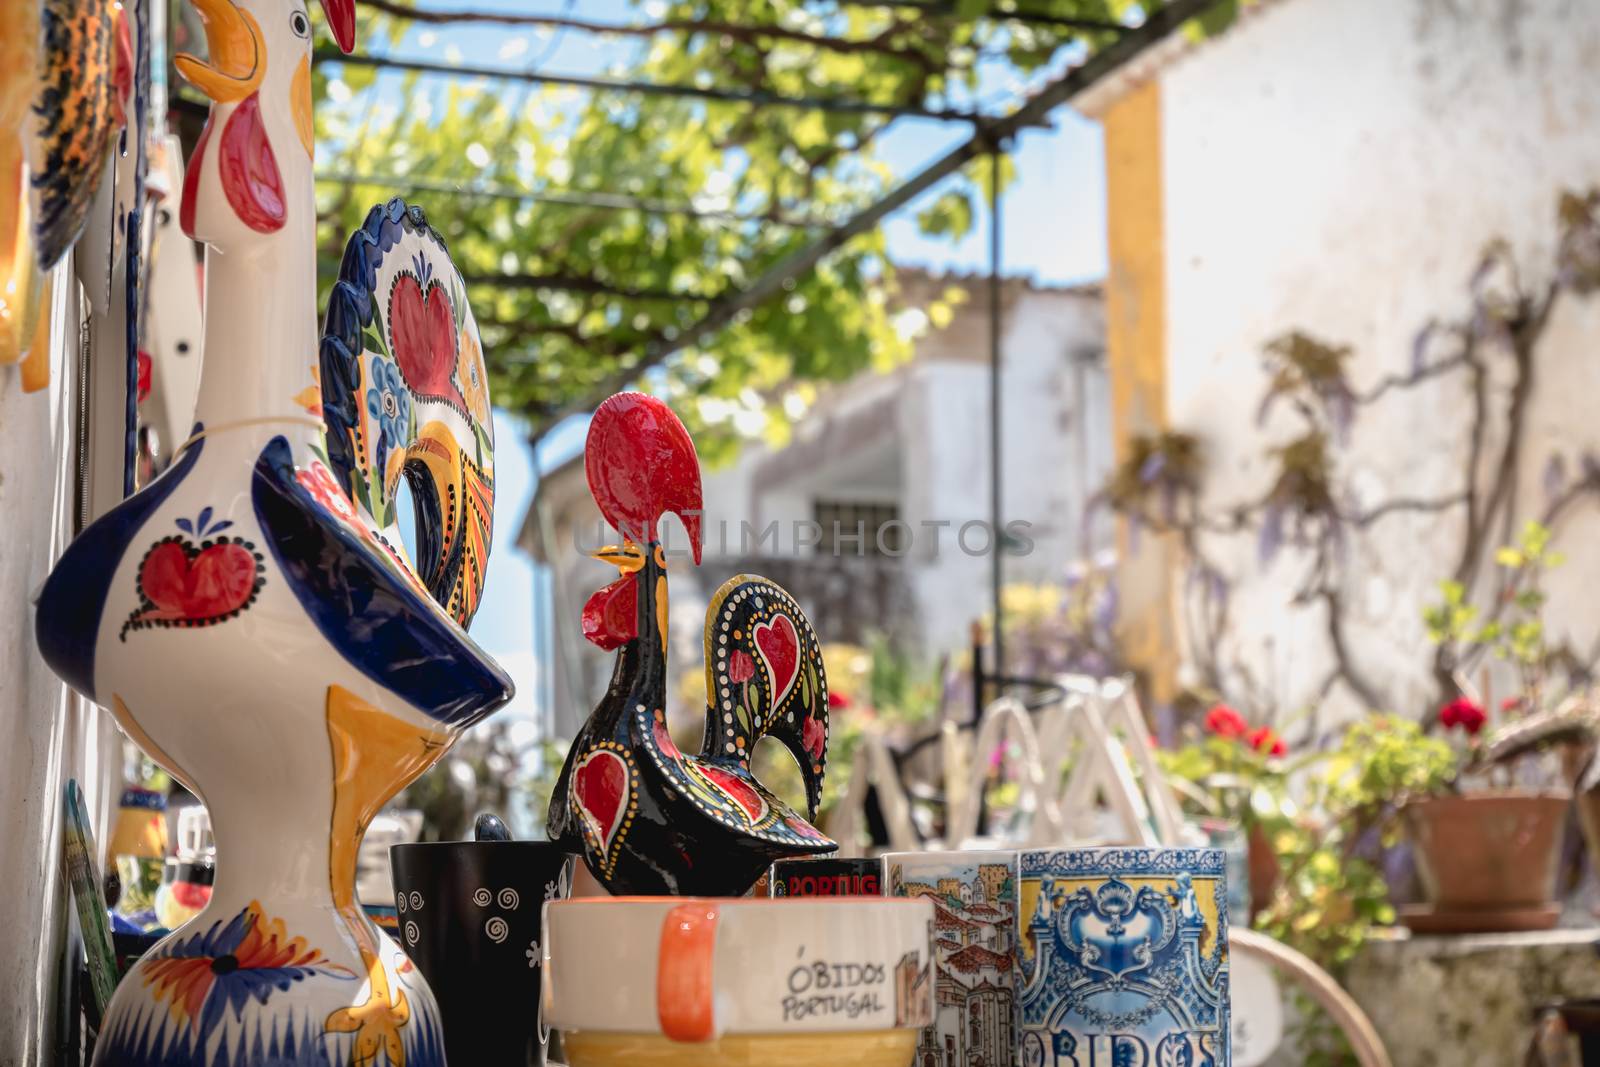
584;393;703;563
320;0;356;53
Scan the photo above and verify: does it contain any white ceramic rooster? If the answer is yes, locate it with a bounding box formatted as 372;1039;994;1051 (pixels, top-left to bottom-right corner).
33;0;509;1062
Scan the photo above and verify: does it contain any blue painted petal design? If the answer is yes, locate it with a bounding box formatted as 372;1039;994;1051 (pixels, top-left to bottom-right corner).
91;991;447;1067
251;436;512;726
155;904;253;960
319;199;450;531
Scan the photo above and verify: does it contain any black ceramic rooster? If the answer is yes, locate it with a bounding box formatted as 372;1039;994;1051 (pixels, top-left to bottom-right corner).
547;392;837;895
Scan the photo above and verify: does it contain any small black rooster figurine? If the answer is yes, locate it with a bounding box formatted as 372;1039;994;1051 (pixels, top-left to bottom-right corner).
547;392;837;895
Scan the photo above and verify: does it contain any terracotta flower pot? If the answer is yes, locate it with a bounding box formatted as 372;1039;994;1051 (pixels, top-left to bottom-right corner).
1404;791;1569;913
1247;823;1280;921
1577;791;1600;884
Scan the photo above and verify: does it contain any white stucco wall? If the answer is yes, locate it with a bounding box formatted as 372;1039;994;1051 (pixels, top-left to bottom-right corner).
1153;0;1600;722
900;291;1113;655
0;268;121;1063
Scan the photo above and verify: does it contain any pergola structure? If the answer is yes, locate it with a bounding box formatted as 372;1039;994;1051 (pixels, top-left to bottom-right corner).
237;0;1230;680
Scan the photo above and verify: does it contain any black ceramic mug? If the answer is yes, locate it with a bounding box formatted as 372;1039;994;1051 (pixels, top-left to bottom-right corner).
390;841;574;1066
769;855;885;897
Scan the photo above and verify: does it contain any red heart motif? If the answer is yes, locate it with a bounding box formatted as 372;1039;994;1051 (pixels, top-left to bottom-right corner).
652;717;682;762
573;750;629;856
138;540;259;622
696;764;768;825
389;274;462;404
753;614;800;706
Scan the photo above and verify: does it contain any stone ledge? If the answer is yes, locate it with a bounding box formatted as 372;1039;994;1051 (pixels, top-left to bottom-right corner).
1344;926;1600;1066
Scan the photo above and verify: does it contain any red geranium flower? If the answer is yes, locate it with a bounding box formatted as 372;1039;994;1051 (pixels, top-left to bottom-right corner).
1248;726;1287;757
1439;697;1486;735
728;650;755;684
827;691;851;710
1500;696;1523;713
1204;704;1249;739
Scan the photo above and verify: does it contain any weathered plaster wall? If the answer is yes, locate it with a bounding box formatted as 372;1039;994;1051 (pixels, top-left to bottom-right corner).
1151;0;1600;721
1344;929;1600;1065
0;271;121;1064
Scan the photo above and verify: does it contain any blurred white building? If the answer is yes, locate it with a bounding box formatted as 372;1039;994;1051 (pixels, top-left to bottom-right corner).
521;270;1113;740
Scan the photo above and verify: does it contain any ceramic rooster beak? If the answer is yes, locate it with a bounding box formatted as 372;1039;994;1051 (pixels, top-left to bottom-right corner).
591;543;646;575
174;0;263;102
320;0;355;53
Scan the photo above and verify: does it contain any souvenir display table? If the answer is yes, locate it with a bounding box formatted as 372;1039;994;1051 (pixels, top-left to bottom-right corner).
4;0;1506;1061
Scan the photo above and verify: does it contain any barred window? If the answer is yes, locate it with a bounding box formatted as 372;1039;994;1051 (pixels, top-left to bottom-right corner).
813;499;904;556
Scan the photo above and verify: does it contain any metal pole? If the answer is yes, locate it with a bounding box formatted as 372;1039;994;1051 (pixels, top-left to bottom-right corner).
318;51;1003;125
835;0;1129;34
313;171;834;229
989;147;1005;684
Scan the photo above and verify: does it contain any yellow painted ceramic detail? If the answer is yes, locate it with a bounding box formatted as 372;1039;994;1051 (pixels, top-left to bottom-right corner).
323;684;452;1067
0;0;41;369
294;359;322;414
1019;874;1224;964
290;54;313;158
20;273;51;391
562;1029;918;1067
173;0;264;102
1102;78;1179;704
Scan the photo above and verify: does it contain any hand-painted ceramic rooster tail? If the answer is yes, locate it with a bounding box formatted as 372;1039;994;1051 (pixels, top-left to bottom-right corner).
32;0;510;1062
548;392;837;896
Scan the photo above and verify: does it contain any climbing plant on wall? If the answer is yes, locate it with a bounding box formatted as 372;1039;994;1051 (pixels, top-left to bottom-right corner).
1096;188;1600;736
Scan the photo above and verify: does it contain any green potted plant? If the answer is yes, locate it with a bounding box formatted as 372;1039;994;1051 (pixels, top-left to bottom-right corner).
1162;711;1451;963
1158;702;1298;920
1260;715;1456;966
1410;520;1576;931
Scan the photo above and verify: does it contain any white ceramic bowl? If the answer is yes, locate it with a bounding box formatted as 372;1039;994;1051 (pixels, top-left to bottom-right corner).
543;896;934;1067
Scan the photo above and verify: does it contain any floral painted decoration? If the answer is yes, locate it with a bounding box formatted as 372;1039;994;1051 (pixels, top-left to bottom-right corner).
317;198;496;630
295;459;360;526
456;322;491;424
364;354;412;482
139;901;354;1033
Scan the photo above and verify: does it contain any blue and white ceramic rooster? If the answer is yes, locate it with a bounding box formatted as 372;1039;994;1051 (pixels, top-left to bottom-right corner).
33;0;509;1061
